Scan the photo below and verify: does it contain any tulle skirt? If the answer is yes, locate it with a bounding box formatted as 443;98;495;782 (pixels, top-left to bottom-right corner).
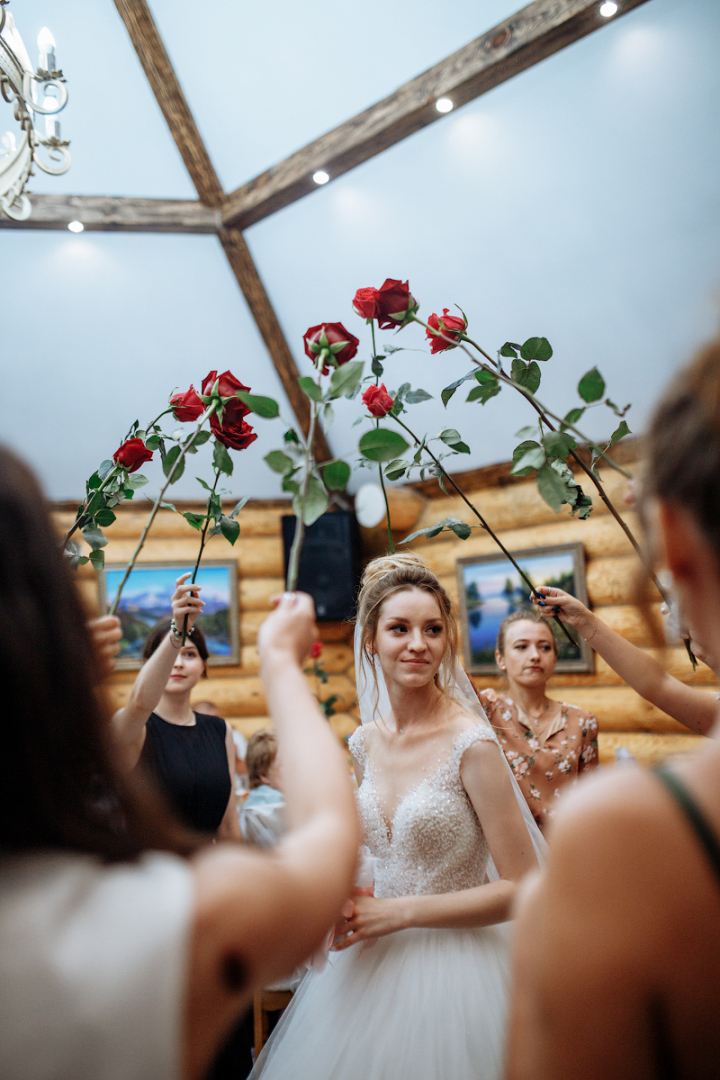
251;921;513;1080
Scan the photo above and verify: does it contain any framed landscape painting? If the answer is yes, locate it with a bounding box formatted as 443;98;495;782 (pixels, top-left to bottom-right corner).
99;561;239;669
456;542;593;675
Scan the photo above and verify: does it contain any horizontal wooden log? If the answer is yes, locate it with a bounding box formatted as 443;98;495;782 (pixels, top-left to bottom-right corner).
240;578;284;611
241;610;268;646
414;469;633;536
222;0;649;229
419;513;642;577
598;732;705;767
229;717;272;739
84;535;283;578
543;685;692;734
0;194;219;233
329;713;361;741
53;504;289;541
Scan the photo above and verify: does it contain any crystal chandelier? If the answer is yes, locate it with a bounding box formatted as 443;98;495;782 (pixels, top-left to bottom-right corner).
0;1;71;221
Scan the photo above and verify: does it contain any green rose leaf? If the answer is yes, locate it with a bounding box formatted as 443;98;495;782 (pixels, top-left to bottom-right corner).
439;429;471;454
578;367;606;403
322;460;351;491
81;525;108;551
328;361;364;400
607;419;631;449
542;431;577;460
405;388;433;405
265;450;295;474
95;508;116;528
384;458;410;481
183;511;206;531
563;407;586;427
515;425;539;440
499;343;519;358
298;377;322;402
359;428;409;462
230;496;251;520
98;460;114;481
212;440;233;476
88;549;105;570
127;473;149;489
236;392;280;419
467;379;501;405
284;428;300;445
441;369;476;408
193;429;212;446
447;518;472;540
294;474;328;526
371;356;384;377
145;435;162;451
521;337;553;362
87;472;101;491
511;359;541;394
536;463;569;513
220;515;241;545
511;440;546;476
399;520;448;545
162;444;185;483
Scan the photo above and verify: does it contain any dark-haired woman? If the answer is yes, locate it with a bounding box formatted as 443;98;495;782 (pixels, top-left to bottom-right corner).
112;576;241;840
476;609;598;833
507;338;720;1079
0;446;359;1080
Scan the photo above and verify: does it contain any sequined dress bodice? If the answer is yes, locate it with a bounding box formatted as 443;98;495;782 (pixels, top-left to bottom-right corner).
349;726;496;899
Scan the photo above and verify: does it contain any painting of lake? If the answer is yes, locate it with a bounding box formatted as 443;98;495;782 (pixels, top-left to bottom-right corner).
101;562;239;667
456;543;592;674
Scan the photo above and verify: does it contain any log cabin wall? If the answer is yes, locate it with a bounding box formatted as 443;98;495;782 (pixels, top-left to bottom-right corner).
53;444;715;765
53;502;359;747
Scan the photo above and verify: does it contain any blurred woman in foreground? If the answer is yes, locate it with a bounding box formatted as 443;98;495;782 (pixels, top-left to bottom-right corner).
507;338;720;1080
0;446;359;1080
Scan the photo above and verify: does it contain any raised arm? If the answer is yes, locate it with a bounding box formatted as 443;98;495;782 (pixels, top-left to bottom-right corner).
111;574;204;770
184;592;360;1079
535;586;717;736
334;736;538;950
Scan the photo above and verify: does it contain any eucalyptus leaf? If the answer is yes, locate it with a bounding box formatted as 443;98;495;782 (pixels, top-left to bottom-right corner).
322;460;351;491
578;367;606;403
359;428;409;462
236;391;280;419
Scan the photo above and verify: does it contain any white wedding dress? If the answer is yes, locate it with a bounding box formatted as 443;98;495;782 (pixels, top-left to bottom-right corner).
251;723;516;1080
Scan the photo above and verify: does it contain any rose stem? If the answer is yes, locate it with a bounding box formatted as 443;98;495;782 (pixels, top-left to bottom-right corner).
181;468;221;645
368;322;395;554
108;403;218;615
286;398;318;591
392;414;578;649
62;407;174;548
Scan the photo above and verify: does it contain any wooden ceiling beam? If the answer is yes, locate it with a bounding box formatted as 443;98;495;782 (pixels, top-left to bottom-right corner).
0;194;219;232
222;0;651;230
113;0;330;458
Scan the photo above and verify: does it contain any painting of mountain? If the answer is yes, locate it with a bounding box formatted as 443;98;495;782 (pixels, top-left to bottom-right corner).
100;562;239;668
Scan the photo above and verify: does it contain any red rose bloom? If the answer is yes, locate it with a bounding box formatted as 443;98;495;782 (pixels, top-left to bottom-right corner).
211;400;258;451
352;286;380;320
363;384;395;418
310;640;323;659
170;385;204;422
201;370;252;411
426;308;467;353
303;322;359;375
113;437;153;474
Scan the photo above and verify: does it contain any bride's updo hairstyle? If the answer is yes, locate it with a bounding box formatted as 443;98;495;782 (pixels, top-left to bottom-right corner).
356;552;459;699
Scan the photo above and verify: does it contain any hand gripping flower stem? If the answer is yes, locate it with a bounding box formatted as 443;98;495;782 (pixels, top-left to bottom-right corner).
108;402;219;615
286;399;318;592
392;414;577;649
180;468;221;645
62;407;174;550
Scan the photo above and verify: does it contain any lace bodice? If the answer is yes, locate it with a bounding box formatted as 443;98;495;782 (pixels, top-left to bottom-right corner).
349;726;496;899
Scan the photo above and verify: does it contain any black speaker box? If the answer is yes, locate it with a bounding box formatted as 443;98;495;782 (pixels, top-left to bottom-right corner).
281;511;361;622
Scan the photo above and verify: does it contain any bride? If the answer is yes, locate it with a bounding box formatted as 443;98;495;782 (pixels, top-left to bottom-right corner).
252;553;545;1080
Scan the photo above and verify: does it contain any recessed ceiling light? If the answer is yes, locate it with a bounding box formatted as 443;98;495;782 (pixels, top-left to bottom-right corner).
67;220;84;232
435;98;454;114
599;1;619;16
313;170;330;185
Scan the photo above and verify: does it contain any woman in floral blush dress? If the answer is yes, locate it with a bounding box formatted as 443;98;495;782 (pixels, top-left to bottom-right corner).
476;610;598;833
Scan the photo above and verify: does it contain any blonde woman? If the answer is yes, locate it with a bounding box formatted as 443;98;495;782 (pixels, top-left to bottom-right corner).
251;552;544;1080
